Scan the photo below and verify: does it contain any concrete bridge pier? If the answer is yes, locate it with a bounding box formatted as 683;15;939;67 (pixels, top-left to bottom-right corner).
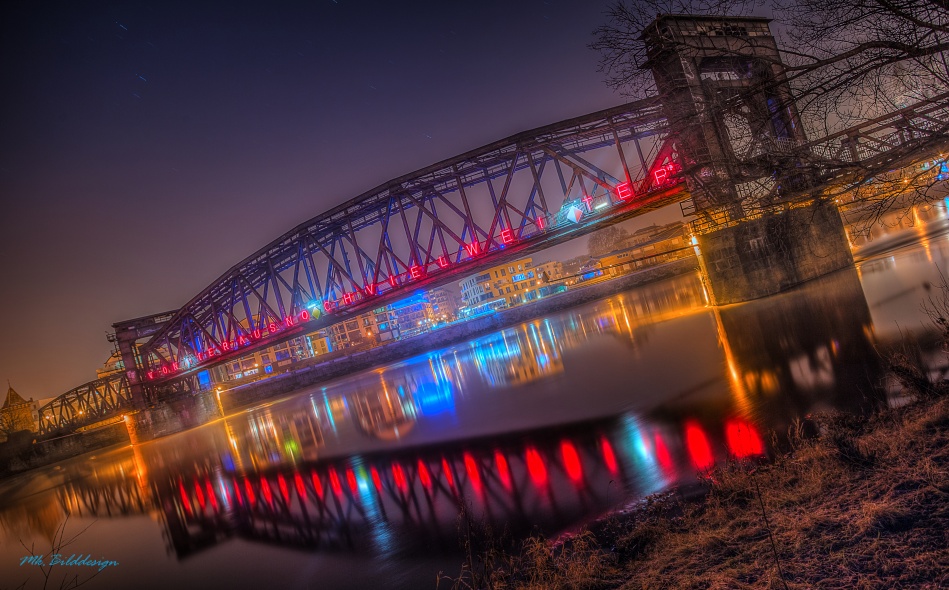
695;200;853;305
126;389;221;443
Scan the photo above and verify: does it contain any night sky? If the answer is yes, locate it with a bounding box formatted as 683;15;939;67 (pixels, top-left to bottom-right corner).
0;0;674;399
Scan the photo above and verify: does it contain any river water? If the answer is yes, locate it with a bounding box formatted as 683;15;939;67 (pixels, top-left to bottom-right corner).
3;215;949;590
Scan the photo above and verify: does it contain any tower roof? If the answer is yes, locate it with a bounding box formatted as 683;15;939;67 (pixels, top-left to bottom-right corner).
2;385;29;409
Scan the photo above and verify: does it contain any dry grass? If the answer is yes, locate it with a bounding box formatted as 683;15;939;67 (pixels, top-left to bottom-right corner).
442;387;949;589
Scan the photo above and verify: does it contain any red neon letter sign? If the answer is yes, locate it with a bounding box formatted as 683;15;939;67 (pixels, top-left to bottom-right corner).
500;228;515;244
436;256;449;268
409;265;424;280
464;241;481;257
581;194;594;212
616;182;633;200
653;168;668;185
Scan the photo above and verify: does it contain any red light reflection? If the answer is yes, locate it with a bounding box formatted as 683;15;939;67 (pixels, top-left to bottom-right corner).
600;436;619;474
495;450;512;490
464;453;482;493
560;441;583;483
526;447;547;486
726;419;765;458
685;421;714;470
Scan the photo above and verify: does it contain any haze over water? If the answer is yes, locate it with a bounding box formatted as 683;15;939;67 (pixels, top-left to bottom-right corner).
3;215;949;590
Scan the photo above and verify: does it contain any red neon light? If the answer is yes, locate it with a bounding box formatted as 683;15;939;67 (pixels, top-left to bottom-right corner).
206;480;218;511
294;472;306;499
442;458;455;490
346;469;358;493
437;256;449;268
221;340;230;351
418;459;432;490
410;265;425;280
654;168;668;184
393;463;407;492
526;447;547;486
537;216;546;229
161;366;169;375
285;316;294;328
244;478;256;506
463;241;481;257
178;481;192;516
268;323;278;333
301;309;310;321
364;283;377;296
600;436;619;474
172;361;179;371
685;421;714;470
252;329;262;339
311;471;324;499
388;275;398;287
329;469;342;496
323;301;335;314
278;473;290;502
371;466;382;491
232;478;243;506
193;481;206;509
261;478;274;506
494;450;512;490
238;335;249;346
725;419;764;458
616;182;634;200
581;194;594;212
561;441;583;483
500;228;515;244
463;452;482;493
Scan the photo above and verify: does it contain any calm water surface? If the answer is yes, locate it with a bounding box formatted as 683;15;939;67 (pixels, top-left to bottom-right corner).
3;223;949;590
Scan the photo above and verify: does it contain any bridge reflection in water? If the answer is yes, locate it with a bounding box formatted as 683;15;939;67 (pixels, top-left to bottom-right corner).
1;262;898;588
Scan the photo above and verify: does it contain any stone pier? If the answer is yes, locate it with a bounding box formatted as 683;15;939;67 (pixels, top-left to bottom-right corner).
126;390;222;443
696;200;853;305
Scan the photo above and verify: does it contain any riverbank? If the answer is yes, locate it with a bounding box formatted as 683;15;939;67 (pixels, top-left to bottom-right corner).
442;377;949;588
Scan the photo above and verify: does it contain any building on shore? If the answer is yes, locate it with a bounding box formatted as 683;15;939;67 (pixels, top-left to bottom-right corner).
458;257;540;316
388;292;435;339
596;222;692;277
428;286;459;323
330;307;398;349
533;260;565;284
1;385;39;436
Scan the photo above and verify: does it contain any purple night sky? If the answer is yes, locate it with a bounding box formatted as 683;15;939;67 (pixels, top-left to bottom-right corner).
0;0;676;399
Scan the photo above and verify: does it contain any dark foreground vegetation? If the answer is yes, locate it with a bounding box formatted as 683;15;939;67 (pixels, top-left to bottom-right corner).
441;364;949;589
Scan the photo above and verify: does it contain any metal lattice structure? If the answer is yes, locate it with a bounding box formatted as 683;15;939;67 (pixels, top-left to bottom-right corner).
683;92;949;233
37;373;131;435
138;98;687;384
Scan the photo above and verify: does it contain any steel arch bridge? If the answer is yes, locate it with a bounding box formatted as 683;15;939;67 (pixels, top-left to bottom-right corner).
37;373;131;436
136;97;685;387
32;92;949;435
136;90;949;391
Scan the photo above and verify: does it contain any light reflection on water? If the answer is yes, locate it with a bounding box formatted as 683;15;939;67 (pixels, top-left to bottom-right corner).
3;226;949;590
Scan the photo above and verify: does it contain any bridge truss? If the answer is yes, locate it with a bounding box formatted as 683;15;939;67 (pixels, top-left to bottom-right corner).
138;98;687;385
684;92;949;232
37;373;131;436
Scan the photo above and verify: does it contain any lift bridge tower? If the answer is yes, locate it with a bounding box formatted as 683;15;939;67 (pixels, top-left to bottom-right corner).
643;15;853;303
